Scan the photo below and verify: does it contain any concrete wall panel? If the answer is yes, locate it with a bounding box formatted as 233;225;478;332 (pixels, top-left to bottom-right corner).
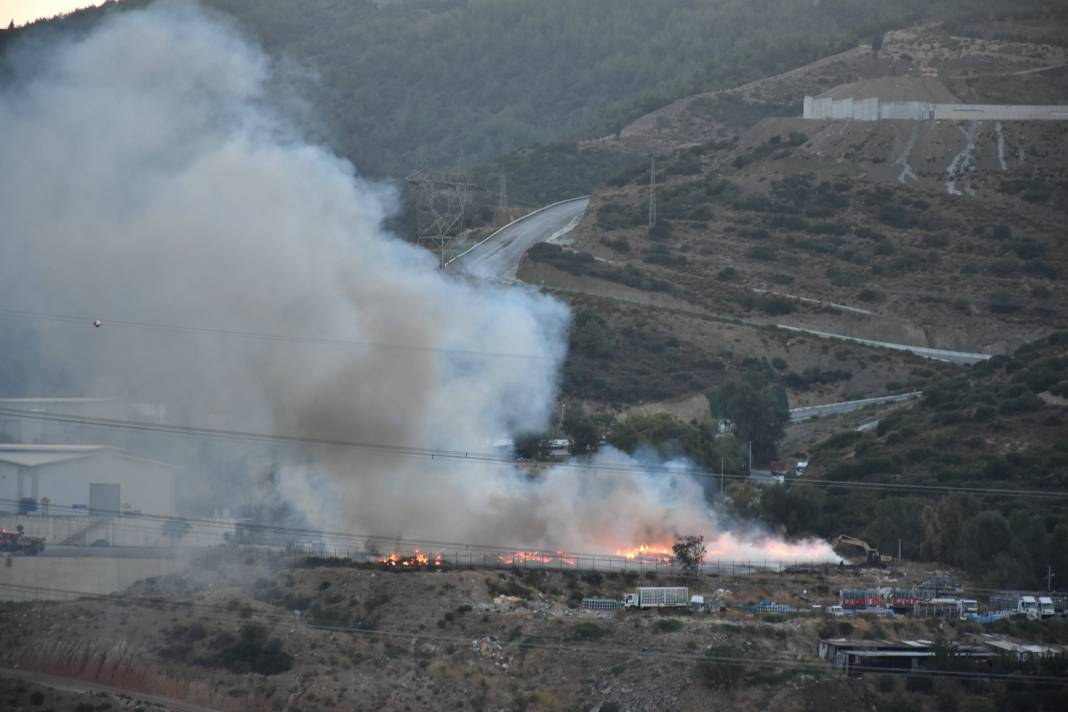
803;96;1068;122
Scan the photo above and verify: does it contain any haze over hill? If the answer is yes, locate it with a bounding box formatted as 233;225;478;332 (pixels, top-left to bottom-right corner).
3;2;1068;711
3;0;1049;176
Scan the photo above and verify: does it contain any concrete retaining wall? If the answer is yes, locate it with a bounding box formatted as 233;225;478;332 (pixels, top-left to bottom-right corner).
804;95;1068;121
0;555;188;600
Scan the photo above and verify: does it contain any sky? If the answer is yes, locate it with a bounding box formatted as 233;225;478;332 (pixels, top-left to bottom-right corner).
4;0;108;27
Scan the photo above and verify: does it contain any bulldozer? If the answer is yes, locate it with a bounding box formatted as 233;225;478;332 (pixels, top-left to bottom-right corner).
832;535;893;566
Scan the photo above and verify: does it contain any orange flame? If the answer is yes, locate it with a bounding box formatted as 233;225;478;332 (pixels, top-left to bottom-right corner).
380;548;444;568
616;544;674;562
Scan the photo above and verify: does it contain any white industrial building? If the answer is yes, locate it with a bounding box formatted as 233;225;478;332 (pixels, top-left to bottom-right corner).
802;76;1068;122
804;96;1068;122
0;444;176;517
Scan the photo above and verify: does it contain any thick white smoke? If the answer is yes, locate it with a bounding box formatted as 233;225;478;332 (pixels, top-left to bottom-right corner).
0;3;833;561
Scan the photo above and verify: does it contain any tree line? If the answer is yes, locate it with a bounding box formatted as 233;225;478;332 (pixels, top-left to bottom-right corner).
4;0;1045;176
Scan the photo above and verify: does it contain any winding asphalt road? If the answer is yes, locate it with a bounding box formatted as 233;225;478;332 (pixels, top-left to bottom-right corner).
446;197;589;279
789;392;921;422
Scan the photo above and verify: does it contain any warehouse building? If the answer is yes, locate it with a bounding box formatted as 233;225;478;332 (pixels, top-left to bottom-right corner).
0;444;176;517
818;638;992;676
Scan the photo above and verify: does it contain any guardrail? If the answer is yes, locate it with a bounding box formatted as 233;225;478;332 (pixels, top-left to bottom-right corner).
790;392;921;421
776;325;992;364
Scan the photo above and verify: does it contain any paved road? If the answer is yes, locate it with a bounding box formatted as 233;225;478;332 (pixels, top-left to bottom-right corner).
776;325;991;365
0;667;221;712
790;392;921;422
446;197;589;279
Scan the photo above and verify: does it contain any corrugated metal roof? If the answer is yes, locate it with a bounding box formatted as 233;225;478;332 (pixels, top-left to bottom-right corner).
0;445;110;468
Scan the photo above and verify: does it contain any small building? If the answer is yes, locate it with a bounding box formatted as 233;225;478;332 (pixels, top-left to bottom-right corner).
0;444;176;517
819;638;991;676
977;635;1068;662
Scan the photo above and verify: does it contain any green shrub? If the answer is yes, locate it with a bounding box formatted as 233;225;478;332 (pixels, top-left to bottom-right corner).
649;219;673;241
746;244;777;261
988;290;1024;314
858;289;882;302
213;623;293;676
654;619;684;633
572;623;605;641
756;296;795;315
597;203;642;230
818;431;863;451
698;646;745;690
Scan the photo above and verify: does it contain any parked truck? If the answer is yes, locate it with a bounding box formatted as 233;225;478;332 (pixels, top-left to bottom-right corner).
840;589;882;610
1038;596;1056;618
1019;595;1040;620
624;587;689;609
0;527;45;555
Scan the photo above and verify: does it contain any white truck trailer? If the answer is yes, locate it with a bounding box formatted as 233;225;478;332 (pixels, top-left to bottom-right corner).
624;587;689;609
1019;595;1040;620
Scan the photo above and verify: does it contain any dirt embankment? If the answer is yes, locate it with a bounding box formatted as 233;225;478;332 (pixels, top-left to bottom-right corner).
1;549;998;712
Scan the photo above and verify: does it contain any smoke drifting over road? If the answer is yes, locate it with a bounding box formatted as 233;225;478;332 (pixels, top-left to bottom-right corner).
0;3;832;560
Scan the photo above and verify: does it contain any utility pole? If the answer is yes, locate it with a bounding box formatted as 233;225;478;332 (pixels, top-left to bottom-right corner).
648;156;657;226
497;170;507;212
1049;564;1055;593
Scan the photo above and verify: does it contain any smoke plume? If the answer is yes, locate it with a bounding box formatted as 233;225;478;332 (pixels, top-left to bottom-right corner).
0;2;833;561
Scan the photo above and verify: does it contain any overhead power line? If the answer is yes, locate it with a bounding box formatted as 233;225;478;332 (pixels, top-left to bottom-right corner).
0;406;1065;502
0;496;840;570
0;306;549;361
1;581;1065;685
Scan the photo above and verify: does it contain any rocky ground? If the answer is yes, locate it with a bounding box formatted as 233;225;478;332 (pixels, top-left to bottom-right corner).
0;547;1027;712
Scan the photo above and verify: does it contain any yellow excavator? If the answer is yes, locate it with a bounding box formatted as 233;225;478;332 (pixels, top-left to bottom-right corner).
832;535;894;566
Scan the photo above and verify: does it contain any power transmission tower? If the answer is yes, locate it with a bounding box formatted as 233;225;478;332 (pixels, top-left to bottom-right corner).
405;150;482;270
648;156;657;226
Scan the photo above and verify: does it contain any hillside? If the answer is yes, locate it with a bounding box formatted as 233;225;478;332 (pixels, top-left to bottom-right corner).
1;0;1052;177
519;10;1068;414
4;550;1068;712
766;331;1068;588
